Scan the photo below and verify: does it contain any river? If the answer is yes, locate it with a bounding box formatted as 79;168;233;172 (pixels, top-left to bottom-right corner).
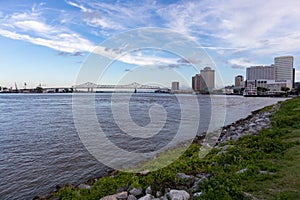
0;93;287;199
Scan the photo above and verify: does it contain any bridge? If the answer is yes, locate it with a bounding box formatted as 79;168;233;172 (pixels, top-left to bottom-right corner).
73;82;161;92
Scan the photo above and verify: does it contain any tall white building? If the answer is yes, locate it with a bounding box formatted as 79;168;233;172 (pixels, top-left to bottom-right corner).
246;65;274;80
235;75;244;87
274;56;294;81
192;67;215;93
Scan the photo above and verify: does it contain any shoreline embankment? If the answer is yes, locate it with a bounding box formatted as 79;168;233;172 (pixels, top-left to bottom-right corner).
37;99;290;200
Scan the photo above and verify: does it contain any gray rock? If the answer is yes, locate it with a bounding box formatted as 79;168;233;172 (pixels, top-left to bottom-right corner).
138;194;154;200
177;173;194;180
254;125;262;131
128;195;138;200
130;188;143;197
191;178;204;192
176;173;195;186
196;173;211;179
193;192;202;197
117;192;128;200
169;190;190;200
255;118;264;123
230;126;236;131
101;192;128;200
146;186;152;195
249;123;256;127
138;170;150;176
231;135;240;141
156;191;162;198
78;184;91;190
248;128;256;134
236;168;248;174
162;194;169;200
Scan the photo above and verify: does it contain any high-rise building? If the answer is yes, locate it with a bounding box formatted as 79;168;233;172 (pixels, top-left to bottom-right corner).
246;65;274;80
171;81;179;90
274;56;294;81
235;75;244;87
192;67;215;93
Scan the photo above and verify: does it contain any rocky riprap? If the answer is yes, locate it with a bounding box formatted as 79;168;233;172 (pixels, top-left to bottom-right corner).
99;187;191;200
98;103;281;200
36;103;281;200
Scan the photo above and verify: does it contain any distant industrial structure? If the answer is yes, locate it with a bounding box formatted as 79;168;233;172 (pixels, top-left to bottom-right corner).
192;67;215;93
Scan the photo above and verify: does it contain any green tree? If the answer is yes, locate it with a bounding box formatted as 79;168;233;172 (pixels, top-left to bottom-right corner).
281;86;290;92
35;86;43;93
296;85;300;95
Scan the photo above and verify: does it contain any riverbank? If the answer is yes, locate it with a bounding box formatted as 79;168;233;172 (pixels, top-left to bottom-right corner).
41;97;300;200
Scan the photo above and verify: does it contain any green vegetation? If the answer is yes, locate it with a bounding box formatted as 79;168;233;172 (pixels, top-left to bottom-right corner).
54;97;300;200
35;86;43;93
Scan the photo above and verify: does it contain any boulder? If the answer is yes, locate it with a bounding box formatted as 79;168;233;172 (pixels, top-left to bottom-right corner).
145;186;152;195
100;192;128;200
138;194;154;200
130;188;143;197
176;173;195;185
128;195;138;200
169;190;190;200
117;191;128;200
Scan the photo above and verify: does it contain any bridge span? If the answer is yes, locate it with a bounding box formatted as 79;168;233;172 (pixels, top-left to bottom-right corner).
73;82;162;92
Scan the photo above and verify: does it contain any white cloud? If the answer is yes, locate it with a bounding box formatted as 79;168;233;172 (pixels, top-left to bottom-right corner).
66;0;158;31
228;58;261;69
62;0;300;57
157;0;300;56
1;0;300;67
14;20;54;33
0;29;93;52
0;9;94;53
65;1;91;12
93;46;179;67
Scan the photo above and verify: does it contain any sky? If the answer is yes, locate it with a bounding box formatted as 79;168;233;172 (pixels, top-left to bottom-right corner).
0;0;299;89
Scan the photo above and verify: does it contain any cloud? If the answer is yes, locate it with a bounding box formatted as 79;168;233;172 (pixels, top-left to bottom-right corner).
177;58;190;64
1;0;300;72
93;46;189;67
0;7;94;53
65;0;158;31
228;58;261;69
72;52;84;56
156;0;300;56
65;1;91;12
57;52;70;56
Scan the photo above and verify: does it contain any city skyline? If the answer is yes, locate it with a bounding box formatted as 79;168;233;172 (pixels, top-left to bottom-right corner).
0;0;300;88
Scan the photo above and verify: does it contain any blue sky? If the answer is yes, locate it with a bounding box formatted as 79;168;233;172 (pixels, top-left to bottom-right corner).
0;0;299;88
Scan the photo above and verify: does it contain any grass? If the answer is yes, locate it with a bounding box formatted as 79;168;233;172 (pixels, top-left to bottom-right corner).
53;97;300;200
